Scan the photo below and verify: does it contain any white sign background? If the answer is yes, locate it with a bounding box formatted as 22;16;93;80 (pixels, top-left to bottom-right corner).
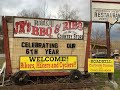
14;18;84;40
92;2;120;22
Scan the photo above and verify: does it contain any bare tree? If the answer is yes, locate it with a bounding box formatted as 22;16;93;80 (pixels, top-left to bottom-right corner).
17;0;48;18
17;9;41;18
91;29;106;44
91;29;106;54
42;0;48;18
57;4;80;20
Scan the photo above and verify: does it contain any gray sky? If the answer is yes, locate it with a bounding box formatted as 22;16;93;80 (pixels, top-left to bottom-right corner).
0;0;120;20
93;0;120;1
0;0;90;21
0;0;120;40
92;23;120;41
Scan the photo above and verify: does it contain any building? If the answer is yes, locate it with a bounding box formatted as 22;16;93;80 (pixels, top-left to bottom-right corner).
111;41;120;54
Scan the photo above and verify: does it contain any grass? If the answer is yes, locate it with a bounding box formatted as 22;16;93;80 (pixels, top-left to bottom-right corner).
93;69;120;90
114;70;120;79
94;70;120;81
114;69;120;86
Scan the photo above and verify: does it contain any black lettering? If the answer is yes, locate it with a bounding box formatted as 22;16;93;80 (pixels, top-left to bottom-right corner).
36;57;41;62
21;42;25;47
26;49;38;54
30;49;33;54
45;57;49;61
34;49;38;54
54;57;60;61
50;57;54;61
67;43;76;48
45;49;49;54
91;60;112;63
49;49;52;54
62;57;67;61
26;49;29;54
21;42;58;48
29;57;36;62
34;20;38;26
40;57;44;62
45;49;59;54
21;42;29;47
56;49;59;54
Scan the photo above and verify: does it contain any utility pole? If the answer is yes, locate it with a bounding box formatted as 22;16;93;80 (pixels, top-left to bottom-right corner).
106;22;113;80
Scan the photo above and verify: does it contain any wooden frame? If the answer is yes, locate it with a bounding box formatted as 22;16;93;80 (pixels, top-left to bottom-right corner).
84;21;92;71
2;16;12;76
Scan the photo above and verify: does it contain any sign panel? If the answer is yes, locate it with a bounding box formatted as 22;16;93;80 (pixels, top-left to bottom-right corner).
20;56;77;70
14;18;83;40
92;1;120;22
88;59;114;72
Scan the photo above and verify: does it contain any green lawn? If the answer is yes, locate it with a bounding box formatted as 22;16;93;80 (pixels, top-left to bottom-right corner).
114;70;120;86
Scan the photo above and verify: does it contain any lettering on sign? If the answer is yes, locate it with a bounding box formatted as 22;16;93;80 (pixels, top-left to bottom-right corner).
21;42;59;55
20;56;77;70
45;49;59;54
14;18;84;40
21;42;58;48
88;59;114;73
92;2;120;22
26;49;38;54
67;43;76;48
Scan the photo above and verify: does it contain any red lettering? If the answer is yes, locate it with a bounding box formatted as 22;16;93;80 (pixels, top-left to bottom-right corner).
20;62;24;68
63;22;68;31
54;24;60;34
20;62;34;68
32;26;39;35
69;21;71;29
59;62;63;68
39;27;46;36
14;20;31;34
32;26;52;37
63;21;82;31
15;20;53;38
39;27;52;37
14;22;19;34
19;21;27;33
77;22;83;30
72;22;77;29
47;27;52;37
27;22;31;32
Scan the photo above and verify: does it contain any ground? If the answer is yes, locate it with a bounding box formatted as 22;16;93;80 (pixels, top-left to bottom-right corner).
0;57;120;90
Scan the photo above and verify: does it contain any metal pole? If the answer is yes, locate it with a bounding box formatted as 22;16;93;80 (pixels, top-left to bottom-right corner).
106;22;113;80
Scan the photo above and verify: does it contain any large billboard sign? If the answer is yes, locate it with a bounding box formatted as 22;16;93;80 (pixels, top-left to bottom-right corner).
92;1;120;22
14;17;84;40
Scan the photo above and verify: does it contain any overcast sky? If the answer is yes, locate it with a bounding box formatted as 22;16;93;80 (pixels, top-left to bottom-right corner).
0;0;120;40
0;0;90;20
0;0;120;19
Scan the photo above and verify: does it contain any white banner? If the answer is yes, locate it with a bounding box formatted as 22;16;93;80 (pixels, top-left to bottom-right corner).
14;17;84;40
92;2;120;22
